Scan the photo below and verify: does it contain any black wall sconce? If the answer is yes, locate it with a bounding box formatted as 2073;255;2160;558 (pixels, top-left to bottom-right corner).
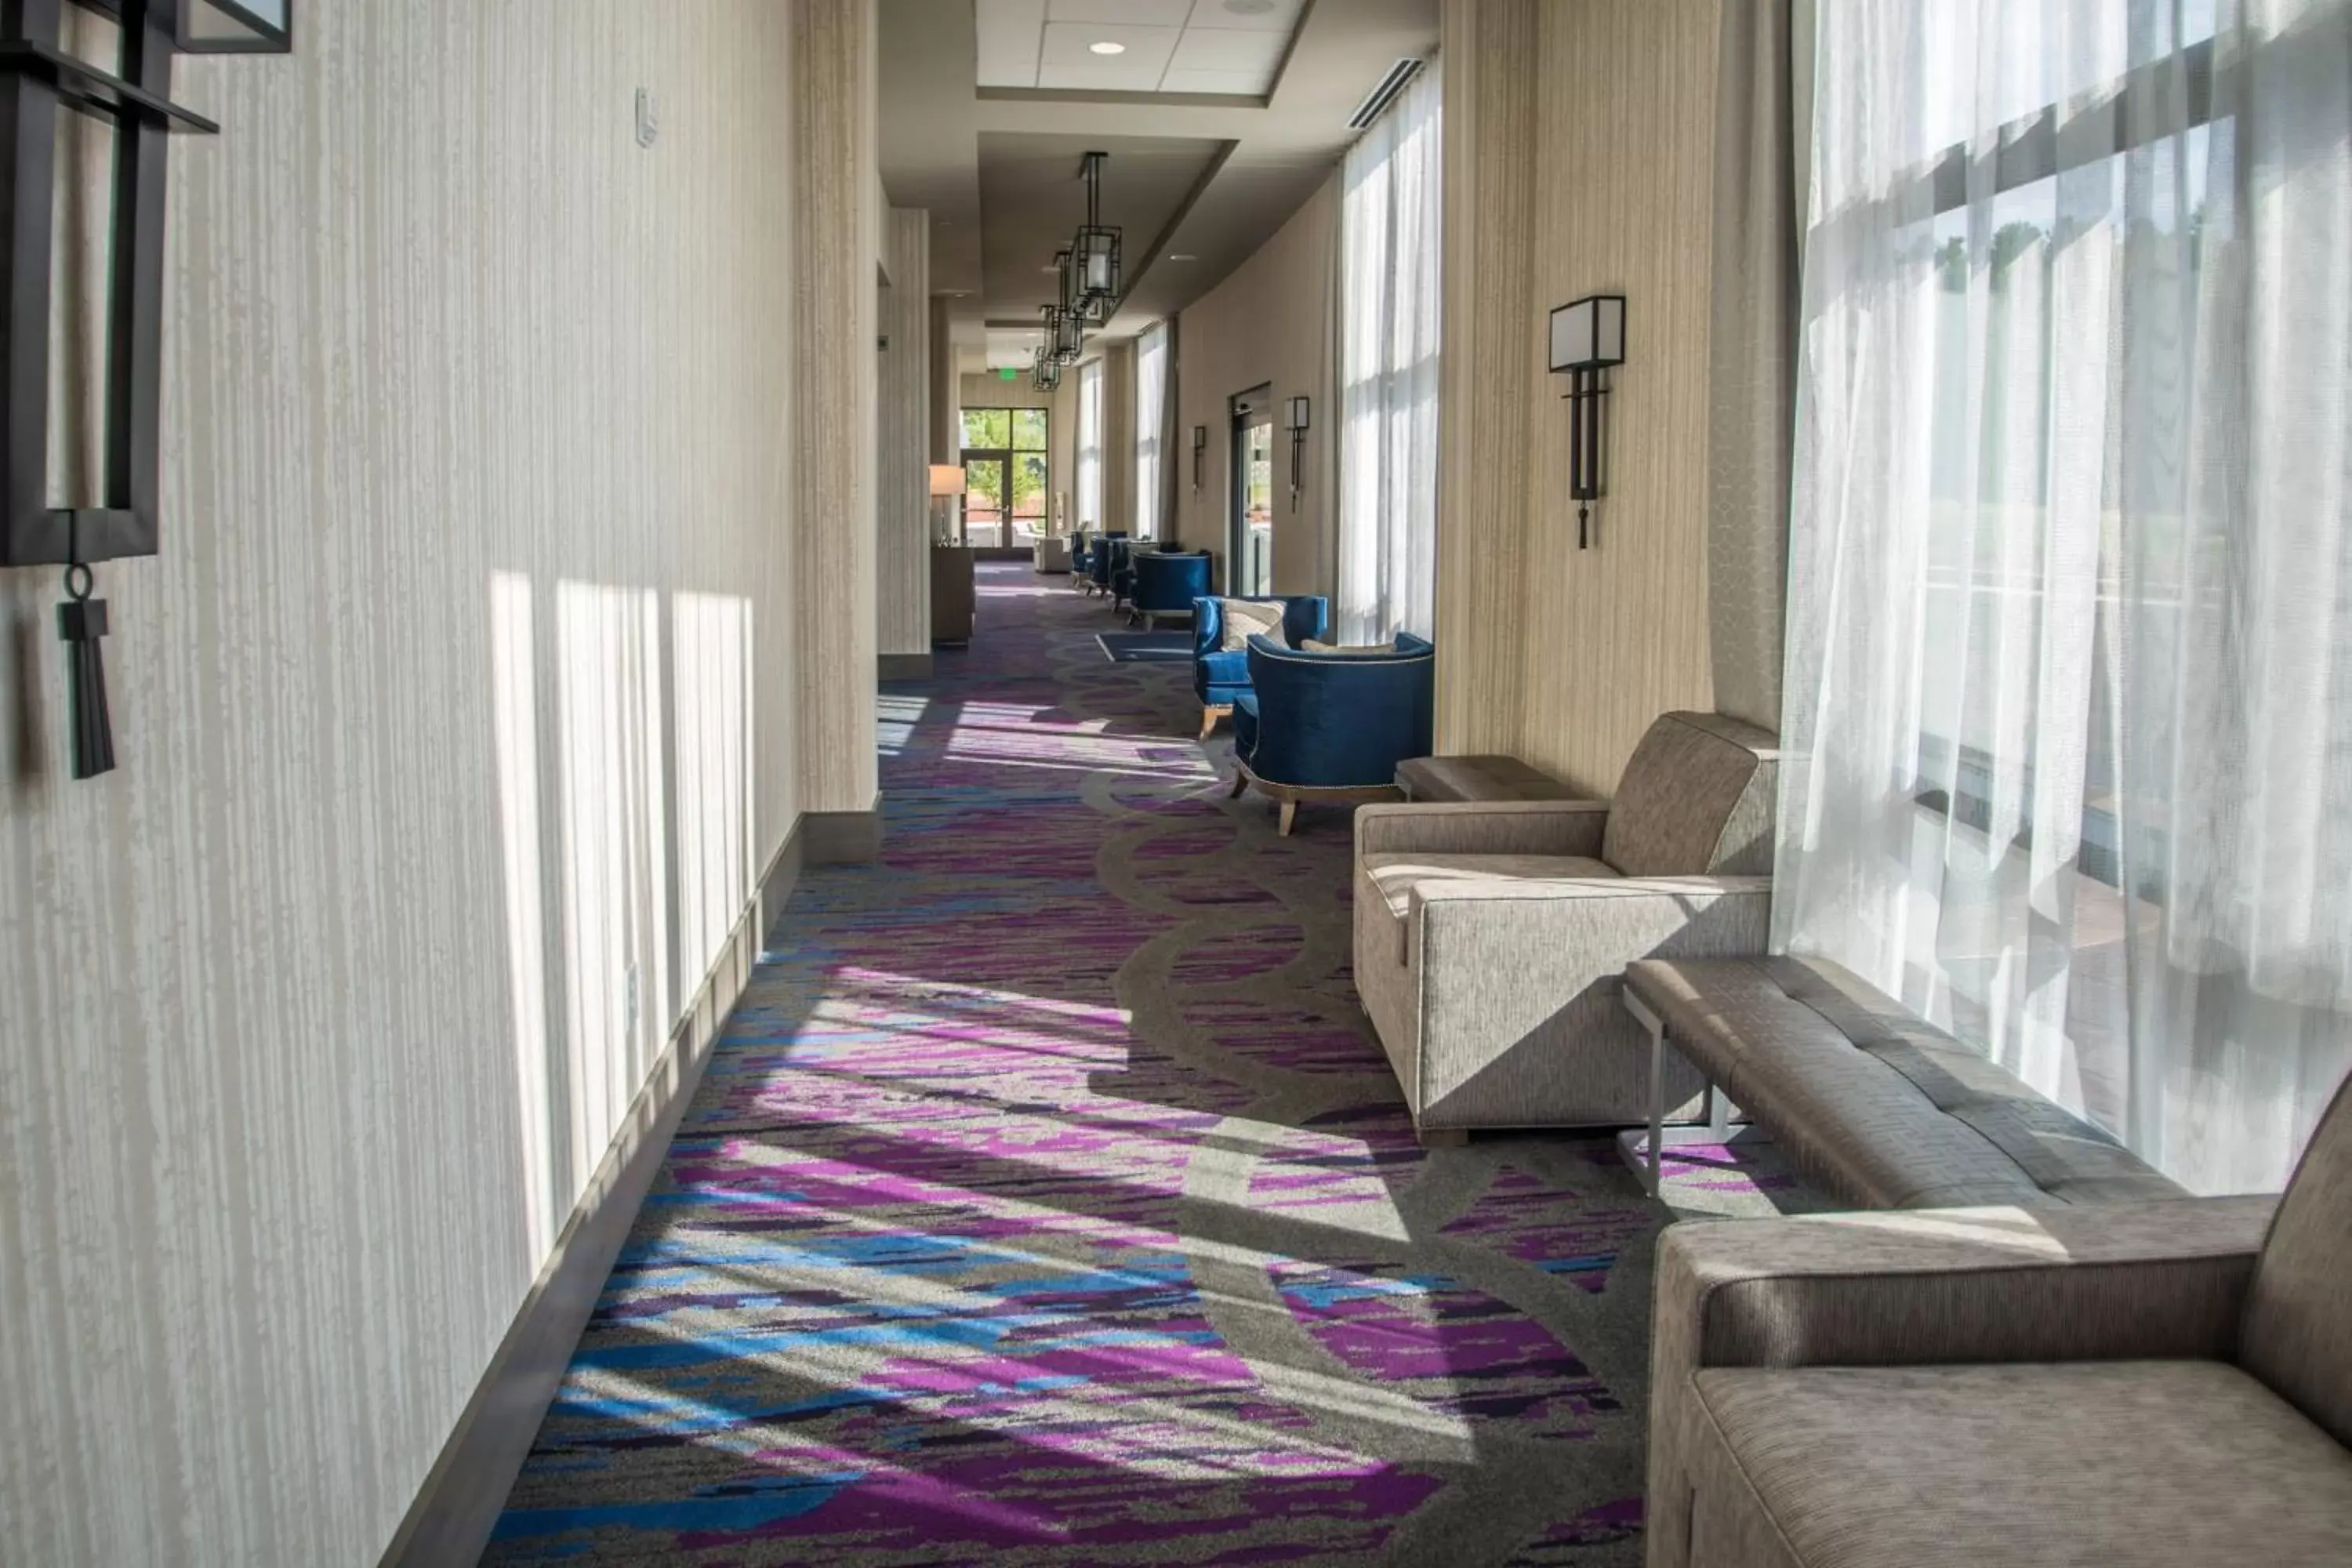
1549;293;1624;550
1;0;292;778
1190;424;1207;495
1282;395;1308;513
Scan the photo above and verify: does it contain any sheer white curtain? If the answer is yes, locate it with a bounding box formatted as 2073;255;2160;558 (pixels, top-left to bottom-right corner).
1076;359;1104;530
1337;55;1441;644
1134;323;1169;540
1778;0;2352;1192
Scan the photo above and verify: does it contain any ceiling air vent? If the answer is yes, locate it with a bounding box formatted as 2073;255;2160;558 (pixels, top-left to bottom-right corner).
1348;56;1426;131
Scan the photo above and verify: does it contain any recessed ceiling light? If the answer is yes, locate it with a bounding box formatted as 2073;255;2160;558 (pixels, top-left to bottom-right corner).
1089;40;1126;55
1167;252;1196;262
1225;0;1276;13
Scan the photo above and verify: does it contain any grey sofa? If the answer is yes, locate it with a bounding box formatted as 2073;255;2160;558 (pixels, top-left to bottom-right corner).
1351;712;1779;1142
1647;1072;2352;1566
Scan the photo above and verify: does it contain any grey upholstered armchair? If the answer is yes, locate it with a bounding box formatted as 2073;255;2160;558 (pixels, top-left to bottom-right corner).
1645;1073;2352;1566
1351;712;1778;1142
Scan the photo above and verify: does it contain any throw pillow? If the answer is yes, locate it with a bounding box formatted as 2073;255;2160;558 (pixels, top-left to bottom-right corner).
1218;598;1288;652
1301;639;1396;657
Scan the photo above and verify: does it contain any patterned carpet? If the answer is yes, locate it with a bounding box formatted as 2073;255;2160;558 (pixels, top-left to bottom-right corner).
486;566;1817;1566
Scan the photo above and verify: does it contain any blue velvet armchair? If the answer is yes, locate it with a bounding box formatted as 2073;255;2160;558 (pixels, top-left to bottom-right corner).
1192;595;1330;738
1128;550;1214;630
1229;633;1434;835
1105;539;1137;609
1084;531;1129;597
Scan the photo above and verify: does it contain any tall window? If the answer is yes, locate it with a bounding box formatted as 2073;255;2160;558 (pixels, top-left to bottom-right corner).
1076;360;1104;530
1134;323;1170;541
957;407;1047;546
1336;53;1441;643
1777;0;2352;1192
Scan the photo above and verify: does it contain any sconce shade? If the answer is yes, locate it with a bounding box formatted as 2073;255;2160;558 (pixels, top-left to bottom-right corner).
1192;425;1207;451
929;465;967;497
181;0;294;52
1550;294;1627;373
1283;395;1310;432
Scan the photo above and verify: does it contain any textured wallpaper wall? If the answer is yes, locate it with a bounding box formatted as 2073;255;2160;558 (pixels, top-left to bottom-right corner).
1172;172;1338;594
0;4;805;1563
1436;0;1726;791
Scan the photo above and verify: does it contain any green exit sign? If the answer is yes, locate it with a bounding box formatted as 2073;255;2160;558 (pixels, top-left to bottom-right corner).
1000;367;1018;381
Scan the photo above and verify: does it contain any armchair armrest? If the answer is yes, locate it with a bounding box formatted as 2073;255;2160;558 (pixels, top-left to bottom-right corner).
1356;800;1611;858
1653;1197;2276;1389
1413;874;1771;996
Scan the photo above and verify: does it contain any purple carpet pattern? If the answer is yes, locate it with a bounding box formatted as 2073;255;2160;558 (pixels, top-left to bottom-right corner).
486;567;1816;1566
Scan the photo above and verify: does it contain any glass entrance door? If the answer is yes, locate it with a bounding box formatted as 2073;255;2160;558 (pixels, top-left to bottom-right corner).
1230;389;1275;596
960;452;1007;546
958;408;1048;547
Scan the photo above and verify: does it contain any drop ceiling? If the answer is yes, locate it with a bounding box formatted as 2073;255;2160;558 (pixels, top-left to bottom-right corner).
880;0;1439;372
975;0;1307;98
978;134;1228;335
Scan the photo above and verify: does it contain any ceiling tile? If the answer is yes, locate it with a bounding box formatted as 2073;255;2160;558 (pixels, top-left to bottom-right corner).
1166;27;1285;73
1036;60;1174;91
1049;0;1196;24
1040;21;1181;72
974;0;1046;87
1183;0;1302;34
1156;67;1272;96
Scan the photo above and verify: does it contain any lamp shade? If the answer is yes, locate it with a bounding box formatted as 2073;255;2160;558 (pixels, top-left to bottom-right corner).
1283;395;1310;432
929;465;967;497
1549;294;1627;372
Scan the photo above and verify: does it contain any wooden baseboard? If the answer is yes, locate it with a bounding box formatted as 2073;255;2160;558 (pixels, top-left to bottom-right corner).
877;652;933;681
804;795;883;864
375;827;798;1567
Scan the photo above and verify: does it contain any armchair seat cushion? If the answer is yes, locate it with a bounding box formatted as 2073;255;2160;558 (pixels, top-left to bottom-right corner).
1684;1359;2352;1568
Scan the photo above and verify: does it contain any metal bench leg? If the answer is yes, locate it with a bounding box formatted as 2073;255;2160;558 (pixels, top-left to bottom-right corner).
1645;1008;1667;1198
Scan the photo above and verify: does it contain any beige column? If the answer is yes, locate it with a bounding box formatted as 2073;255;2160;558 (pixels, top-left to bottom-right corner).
793;0;881;827
877;207;931;660
1435;0;1537;757
1102;340;1137;536
928;294;958;465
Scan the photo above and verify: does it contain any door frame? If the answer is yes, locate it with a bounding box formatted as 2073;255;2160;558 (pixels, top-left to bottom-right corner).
1229;383;1274;596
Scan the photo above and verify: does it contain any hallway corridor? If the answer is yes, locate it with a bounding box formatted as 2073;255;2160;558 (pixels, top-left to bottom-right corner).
485;566;1802;1566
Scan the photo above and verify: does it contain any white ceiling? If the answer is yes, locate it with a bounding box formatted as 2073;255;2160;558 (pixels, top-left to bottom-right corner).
985;327;1047;369
976;0;1307;97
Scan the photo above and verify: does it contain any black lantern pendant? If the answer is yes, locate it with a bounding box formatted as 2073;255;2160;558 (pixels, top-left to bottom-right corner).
1031;345;1062;393
1072;151;1120;321
1548;293;1626;550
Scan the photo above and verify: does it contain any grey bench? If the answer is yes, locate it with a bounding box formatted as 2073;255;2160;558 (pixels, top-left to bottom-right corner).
1395;753;1577;802
1621;955;2186;1207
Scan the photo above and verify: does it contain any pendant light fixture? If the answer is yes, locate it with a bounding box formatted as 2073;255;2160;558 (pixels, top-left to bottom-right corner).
1072;151;1120;321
